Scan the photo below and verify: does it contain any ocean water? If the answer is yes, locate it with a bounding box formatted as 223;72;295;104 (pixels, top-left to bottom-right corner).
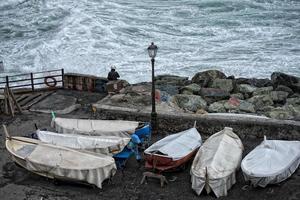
0;0;299;83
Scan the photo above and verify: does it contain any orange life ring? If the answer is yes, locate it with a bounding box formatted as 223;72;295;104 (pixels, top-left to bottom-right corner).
44;76;57;87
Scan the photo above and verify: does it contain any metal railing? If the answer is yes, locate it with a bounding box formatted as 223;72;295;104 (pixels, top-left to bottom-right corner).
0;69;64;91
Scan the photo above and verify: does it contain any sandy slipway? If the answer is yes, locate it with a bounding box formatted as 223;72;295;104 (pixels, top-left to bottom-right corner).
0;90;300;200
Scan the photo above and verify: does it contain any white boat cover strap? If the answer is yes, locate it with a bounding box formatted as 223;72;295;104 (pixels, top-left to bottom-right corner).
37;130;130;155
144;128;202;160
25;143;116;188
53;118;139;137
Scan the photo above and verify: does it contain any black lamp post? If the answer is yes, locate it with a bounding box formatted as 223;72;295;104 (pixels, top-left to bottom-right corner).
147;42;158;133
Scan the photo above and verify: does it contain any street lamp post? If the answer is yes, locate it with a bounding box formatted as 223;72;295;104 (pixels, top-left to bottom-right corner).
147;42;158;133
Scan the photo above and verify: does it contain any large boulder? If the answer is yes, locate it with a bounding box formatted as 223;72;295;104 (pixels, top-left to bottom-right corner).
211;79;234;93
172;94;207;112
191;70;226;87
270;91;289;103
179;83;201;95
247;95;273;111
224;97;240;111
208;101;226;113
236;78;272;87
120;84;151;95
106;79;130;94
156;84;179;96
199;88;230;104
271;72;300;93
267;107;294;120
286;97;300;106
252;86;273;96
223;97;255;113
230;93;244;100
155;75;189;86
275;85;294;96
238;84;257;94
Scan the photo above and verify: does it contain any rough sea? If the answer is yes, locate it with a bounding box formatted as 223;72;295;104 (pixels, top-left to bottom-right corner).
0;0;299;83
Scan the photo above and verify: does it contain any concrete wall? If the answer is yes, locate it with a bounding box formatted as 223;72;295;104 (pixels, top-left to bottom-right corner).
94;107;300;140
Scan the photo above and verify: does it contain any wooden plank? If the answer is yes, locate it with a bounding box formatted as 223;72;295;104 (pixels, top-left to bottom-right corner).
6;87;14;117
3;88;8;114
16;94;30;102
2;124;11;139
23;91;55;109
8;88;22;113
19;93;41;107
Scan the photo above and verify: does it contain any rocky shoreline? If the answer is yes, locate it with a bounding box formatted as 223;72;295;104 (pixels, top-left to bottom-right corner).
106;70;300;121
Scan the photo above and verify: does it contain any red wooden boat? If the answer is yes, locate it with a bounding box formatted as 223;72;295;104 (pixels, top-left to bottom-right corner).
144;127;202;172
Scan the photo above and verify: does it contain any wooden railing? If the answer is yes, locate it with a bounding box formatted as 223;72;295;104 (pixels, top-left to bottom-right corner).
0;69;64;91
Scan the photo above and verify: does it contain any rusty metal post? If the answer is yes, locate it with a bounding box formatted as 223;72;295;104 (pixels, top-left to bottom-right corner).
30;73;34;91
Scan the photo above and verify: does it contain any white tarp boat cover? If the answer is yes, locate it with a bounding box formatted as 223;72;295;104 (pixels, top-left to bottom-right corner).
144;127;202;160
241;138;300;187
52;117;139;138
37;130;131;155
8;138;116;188
191;127;243;198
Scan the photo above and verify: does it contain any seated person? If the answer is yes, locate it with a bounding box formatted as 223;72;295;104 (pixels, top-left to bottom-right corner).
107;65;120;81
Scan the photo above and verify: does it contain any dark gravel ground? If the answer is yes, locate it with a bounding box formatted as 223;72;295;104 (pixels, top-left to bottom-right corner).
0;90;299;200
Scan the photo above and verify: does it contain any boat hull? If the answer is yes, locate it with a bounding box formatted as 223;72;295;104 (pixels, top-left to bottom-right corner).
144;149;198;171
190;127;243;198
6;137;116;188
241;140;300;187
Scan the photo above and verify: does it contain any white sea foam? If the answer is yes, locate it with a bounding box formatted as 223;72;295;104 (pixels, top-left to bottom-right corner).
0;0;299;83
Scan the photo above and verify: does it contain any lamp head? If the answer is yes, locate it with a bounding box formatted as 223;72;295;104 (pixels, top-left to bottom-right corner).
147;42;158;59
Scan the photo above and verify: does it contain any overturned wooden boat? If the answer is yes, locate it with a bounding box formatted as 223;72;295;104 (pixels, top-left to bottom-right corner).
36;130;131;155
191;127;243;198
4;125;116;188
241;137;300;187
144;127;202;171
52;117;143;138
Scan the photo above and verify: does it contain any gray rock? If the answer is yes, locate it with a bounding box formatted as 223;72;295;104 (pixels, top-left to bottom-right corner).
287;105;300;119
248;95;274;111
252;86;273;96
199;88;230;104
157;84;179;96
239;101;255;113
110;94;128;103
155;75;189;86
211;79;234;93
267;107;294;120
274;85;293;97
238;84;257;94
223;97;255;113
286;97;300;106
224;97;240;111
236;78;272;87
208;101;226;113
271;72;300;93
259;105;275;112
191;70;226;87
179;83;201;95
172;94;207;112
270;91;289;103
230;93;244;100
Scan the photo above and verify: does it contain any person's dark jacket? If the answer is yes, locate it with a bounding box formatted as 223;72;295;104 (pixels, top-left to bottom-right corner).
107;69;120;81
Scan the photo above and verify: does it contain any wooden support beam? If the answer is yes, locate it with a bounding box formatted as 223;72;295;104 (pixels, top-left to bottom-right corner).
8;88;22;113
6;87;14;117
2;124;11;140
